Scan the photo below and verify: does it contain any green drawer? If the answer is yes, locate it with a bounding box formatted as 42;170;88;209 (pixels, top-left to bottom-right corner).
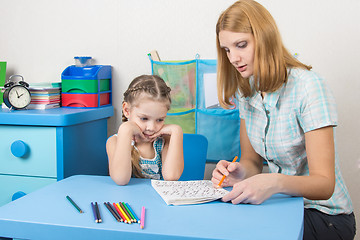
62;79;110;93
0;174;56;207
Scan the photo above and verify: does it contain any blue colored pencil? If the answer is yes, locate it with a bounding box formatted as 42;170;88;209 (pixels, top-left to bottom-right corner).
125;203;139;223
91;202;98;223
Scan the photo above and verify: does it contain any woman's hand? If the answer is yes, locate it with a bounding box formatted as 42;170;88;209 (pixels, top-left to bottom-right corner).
211;160;247;187
222;173;279;205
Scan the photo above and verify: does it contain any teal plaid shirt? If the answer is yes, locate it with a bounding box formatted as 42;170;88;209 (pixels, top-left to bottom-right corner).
239;68;353;215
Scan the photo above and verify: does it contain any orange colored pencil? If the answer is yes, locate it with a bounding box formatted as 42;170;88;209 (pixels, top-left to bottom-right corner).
218;156;238;187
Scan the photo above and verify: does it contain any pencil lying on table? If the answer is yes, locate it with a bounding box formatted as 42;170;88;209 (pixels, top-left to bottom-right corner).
91;202;98;223
140;206;145;229
104;202;121;222
218;156;238;187
125;202;139;223
66;195;83;213
95;202;102;223
119;202;134;223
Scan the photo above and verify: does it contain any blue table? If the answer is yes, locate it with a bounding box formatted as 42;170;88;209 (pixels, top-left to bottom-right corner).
0;175;304;240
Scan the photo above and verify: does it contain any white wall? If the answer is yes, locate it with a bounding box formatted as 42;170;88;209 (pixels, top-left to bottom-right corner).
1;0;359;236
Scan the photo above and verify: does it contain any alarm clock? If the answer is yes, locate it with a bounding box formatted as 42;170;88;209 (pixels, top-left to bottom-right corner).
3;75;31;110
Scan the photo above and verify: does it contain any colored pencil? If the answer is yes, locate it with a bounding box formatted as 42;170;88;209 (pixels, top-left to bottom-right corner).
120;202;134;222
112;202;126;222
140;206;145;229
104;202;121;222
117;203;132;223
125;202;139;223
91;202;98;223
108;202;123;222
218;156;238;187
113;203;128;223
66;195;83;213
95;202;102;223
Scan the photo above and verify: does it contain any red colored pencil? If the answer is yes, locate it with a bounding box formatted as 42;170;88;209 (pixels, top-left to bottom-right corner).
113;202;128;223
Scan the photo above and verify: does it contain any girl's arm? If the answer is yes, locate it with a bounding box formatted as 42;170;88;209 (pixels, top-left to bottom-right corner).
106;122;144;185
154;124;184;181
221;125;335;204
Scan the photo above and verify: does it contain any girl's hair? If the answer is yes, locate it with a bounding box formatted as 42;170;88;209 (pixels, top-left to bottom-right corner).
216;0;312;107
122;74;171;177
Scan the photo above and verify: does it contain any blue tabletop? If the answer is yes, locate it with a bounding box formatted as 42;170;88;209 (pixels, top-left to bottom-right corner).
0;106;113;126
0;175;304;240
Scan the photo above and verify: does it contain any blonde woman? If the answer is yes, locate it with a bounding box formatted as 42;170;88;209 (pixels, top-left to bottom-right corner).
211;1;355;239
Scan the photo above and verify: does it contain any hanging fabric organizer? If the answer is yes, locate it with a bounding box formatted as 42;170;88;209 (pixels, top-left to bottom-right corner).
149;55;241;162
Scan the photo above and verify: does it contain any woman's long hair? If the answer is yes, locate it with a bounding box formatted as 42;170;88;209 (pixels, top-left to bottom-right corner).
216;0;311;107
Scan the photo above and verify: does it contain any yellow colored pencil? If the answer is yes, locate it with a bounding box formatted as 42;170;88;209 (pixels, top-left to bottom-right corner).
116;203;131;224
218;156;238;187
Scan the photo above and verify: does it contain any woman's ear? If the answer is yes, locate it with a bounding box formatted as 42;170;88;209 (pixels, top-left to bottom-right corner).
122;102;131;119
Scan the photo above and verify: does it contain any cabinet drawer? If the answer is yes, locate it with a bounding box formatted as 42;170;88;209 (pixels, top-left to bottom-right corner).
0;125;57;177
0;174;56;207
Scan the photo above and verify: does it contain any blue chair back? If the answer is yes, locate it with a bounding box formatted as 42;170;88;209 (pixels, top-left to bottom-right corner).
179;133;208;181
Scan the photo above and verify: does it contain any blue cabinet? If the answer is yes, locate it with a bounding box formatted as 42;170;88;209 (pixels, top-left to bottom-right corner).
0;106;113;206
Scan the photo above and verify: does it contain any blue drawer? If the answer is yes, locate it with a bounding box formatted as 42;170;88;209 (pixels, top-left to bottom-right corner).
0;174;56;206
0;125;57;178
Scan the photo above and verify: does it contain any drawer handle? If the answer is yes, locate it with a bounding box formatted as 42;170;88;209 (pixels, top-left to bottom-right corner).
11;140;29;158
12;191;27;201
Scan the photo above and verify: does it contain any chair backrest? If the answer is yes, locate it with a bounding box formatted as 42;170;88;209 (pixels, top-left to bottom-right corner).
179;133;208;181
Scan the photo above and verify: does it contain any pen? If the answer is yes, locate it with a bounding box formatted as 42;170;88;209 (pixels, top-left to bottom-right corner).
218;156;238;187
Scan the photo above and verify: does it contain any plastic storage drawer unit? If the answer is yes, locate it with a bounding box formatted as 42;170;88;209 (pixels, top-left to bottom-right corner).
61;65;112;108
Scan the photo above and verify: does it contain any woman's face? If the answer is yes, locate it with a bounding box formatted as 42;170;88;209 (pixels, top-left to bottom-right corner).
219;30;255;79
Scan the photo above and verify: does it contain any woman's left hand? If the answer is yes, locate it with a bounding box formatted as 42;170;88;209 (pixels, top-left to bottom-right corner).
222;173;278;205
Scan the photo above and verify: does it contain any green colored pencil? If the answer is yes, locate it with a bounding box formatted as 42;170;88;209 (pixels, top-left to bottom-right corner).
66;195;83;213
123;202;136;222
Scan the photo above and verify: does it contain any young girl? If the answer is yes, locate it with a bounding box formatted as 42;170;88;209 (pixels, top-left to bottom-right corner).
106;75;184;186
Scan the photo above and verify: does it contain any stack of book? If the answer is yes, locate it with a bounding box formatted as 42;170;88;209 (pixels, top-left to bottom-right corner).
28;82;61;109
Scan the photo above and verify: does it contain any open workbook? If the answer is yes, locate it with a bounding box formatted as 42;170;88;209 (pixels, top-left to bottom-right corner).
151;180;229;206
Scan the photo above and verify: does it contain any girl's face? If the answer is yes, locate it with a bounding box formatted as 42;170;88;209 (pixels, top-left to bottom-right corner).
219;30;255;79
124;96;169;141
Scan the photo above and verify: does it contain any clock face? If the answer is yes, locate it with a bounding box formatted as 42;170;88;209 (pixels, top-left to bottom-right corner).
7;85;31;109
